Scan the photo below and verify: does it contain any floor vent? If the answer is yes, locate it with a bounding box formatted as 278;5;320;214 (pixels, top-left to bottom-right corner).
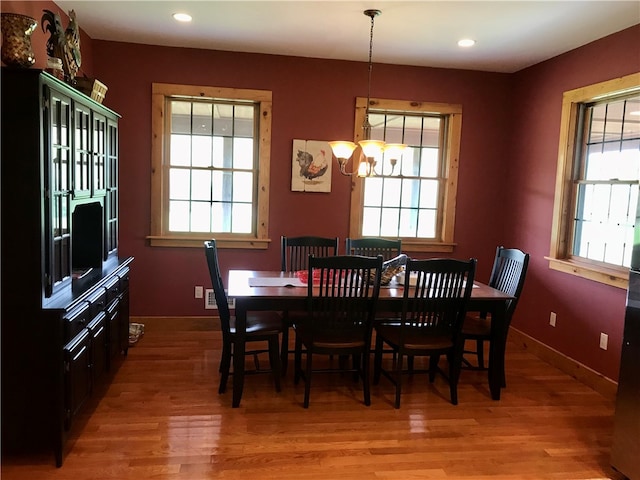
204;289;235;309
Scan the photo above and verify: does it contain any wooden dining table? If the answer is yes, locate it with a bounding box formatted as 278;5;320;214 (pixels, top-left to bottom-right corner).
226;269;514;408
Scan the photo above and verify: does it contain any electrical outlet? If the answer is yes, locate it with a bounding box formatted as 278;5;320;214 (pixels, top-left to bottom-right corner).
549;311;557;327
600;333;608;350
194;286;203;299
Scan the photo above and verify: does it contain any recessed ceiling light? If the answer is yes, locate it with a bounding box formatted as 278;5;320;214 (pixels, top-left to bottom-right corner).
173;12;192;22
458;39;475;48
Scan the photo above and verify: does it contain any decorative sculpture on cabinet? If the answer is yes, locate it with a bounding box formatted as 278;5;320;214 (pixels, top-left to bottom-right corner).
41;9;82;82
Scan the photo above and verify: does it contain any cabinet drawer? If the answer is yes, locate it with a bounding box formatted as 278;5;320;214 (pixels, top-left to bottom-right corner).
87;312;108;382
86;288;107;317
104;275;120;303
118;267;130;291
64;302;91;342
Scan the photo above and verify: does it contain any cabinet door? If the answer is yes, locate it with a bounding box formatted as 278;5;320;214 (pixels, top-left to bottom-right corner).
87;312;108;385
63;329;91;430
105;117;119;258
44;85;73;297
72;102;92;198
92;111;107;197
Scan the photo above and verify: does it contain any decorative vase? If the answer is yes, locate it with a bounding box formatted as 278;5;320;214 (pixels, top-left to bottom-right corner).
1;13;38;68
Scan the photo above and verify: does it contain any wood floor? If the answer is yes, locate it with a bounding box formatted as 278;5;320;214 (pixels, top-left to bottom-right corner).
2;318;626;480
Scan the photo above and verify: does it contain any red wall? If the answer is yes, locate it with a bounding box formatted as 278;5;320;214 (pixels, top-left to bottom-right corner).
3;1;639;381
90;43;512;319
505;25;640;380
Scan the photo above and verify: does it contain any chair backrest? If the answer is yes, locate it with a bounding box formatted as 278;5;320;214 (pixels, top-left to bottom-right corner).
400;258;476;336
345;237;402;261
488;246;529;321
306;255;383;336
281;236;339;272
204;240;231;335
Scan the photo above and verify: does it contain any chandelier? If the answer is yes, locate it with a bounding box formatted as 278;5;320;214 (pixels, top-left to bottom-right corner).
329;9;406;177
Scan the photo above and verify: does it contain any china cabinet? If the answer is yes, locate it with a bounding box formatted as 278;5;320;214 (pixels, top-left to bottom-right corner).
1;68;133;466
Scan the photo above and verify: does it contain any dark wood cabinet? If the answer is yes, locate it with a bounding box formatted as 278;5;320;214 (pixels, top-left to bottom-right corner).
1;69;134;467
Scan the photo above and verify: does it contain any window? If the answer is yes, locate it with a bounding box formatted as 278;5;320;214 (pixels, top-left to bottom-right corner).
349;97;463;252
149;83;272;249
548;73;640;288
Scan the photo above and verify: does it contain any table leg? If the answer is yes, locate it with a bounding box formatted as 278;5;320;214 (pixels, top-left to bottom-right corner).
232;302;246;408
488;302;507;400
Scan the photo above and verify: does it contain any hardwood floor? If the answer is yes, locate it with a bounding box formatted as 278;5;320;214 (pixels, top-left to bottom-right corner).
2;318;626;480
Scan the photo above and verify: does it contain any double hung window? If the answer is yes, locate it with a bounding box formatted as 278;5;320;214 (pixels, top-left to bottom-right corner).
349;98;463;252
549;73;640;287
149;83;272;249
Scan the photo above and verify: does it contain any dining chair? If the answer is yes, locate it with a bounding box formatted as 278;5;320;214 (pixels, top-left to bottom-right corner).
280;235;339;374
373;258;476;408
461;246;529;386
204;240;283;395
294;254;383;408
345;237;402;261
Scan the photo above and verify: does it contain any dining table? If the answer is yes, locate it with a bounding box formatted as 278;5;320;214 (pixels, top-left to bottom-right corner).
226;269;514;408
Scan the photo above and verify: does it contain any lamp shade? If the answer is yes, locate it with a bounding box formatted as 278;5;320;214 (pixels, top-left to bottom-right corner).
358;139;385;158
329;141;357;159
384;143;407;159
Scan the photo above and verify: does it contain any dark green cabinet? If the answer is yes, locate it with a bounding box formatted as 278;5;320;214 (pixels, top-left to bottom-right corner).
1;69;133;467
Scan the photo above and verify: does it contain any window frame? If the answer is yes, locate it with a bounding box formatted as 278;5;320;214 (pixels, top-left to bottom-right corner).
148;83;272;249
547;73;640;288
348;97;463;253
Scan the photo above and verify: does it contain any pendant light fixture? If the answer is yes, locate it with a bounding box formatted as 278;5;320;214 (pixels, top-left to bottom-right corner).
329;9;406;177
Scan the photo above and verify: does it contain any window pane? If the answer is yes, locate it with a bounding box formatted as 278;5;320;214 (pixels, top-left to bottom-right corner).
214;104;233;136
171;101;191;134
212;171;232;202
190;201;211;232
232;203;252;233
191;170;212;201
420;180;439;208
363;177;383;206
234;105;254;138
170;134;191;166
384;115;405;143
192;102;212;136
233;172;253;202
417;209;436;238
362;207;381;236
401;179;420;208
399;208;418;237
380;207;399;236
381;178;401;207
420;148;439;178
400;148;421;177
212;202;232;232
169;200;189;231
233;137;254;169
192;136;212;168
169;168;190;200
212;137;225;168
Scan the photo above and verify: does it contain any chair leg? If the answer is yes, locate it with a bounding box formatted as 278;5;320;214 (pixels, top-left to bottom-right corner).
477;339;485;369
394;352;404;409
449;345;463;406
303;351;313;408
280;326;290;376
373;335;383;385
267;337;282;392
428;355;439;383
362;351;371;406
294;333;302;384
218;342;232;394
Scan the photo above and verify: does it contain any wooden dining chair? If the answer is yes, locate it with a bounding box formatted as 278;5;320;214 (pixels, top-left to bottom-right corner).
204;240;284;395
294;254;383;408
345;237;402;261
461;246;529;386
280;235;339;374
373;258;476;408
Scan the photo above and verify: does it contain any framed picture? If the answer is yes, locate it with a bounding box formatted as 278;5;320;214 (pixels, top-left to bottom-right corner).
291;139;332;193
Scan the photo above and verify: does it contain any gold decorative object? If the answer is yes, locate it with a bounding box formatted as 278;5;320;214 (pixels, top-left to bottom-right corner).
1;13;37;68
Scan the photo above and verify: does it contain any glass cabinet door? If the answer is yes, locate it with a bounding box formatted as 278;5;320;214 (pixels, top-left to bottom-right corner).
105;117;119;258
92;112;107;197
73;103;91;198
44;85;73;297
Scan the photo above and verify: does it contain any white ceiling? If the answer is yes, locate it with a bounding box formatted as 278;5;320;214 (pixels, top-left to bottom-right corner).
53;1;640;73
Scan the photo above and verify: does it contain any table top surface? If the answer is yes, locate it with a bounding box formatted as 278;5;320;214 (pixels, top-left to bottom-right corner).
227;269;513;301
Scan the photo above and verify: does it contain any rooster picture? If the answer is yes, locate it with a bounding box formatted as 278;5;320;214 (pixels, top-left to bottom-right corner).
41;9;82;82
